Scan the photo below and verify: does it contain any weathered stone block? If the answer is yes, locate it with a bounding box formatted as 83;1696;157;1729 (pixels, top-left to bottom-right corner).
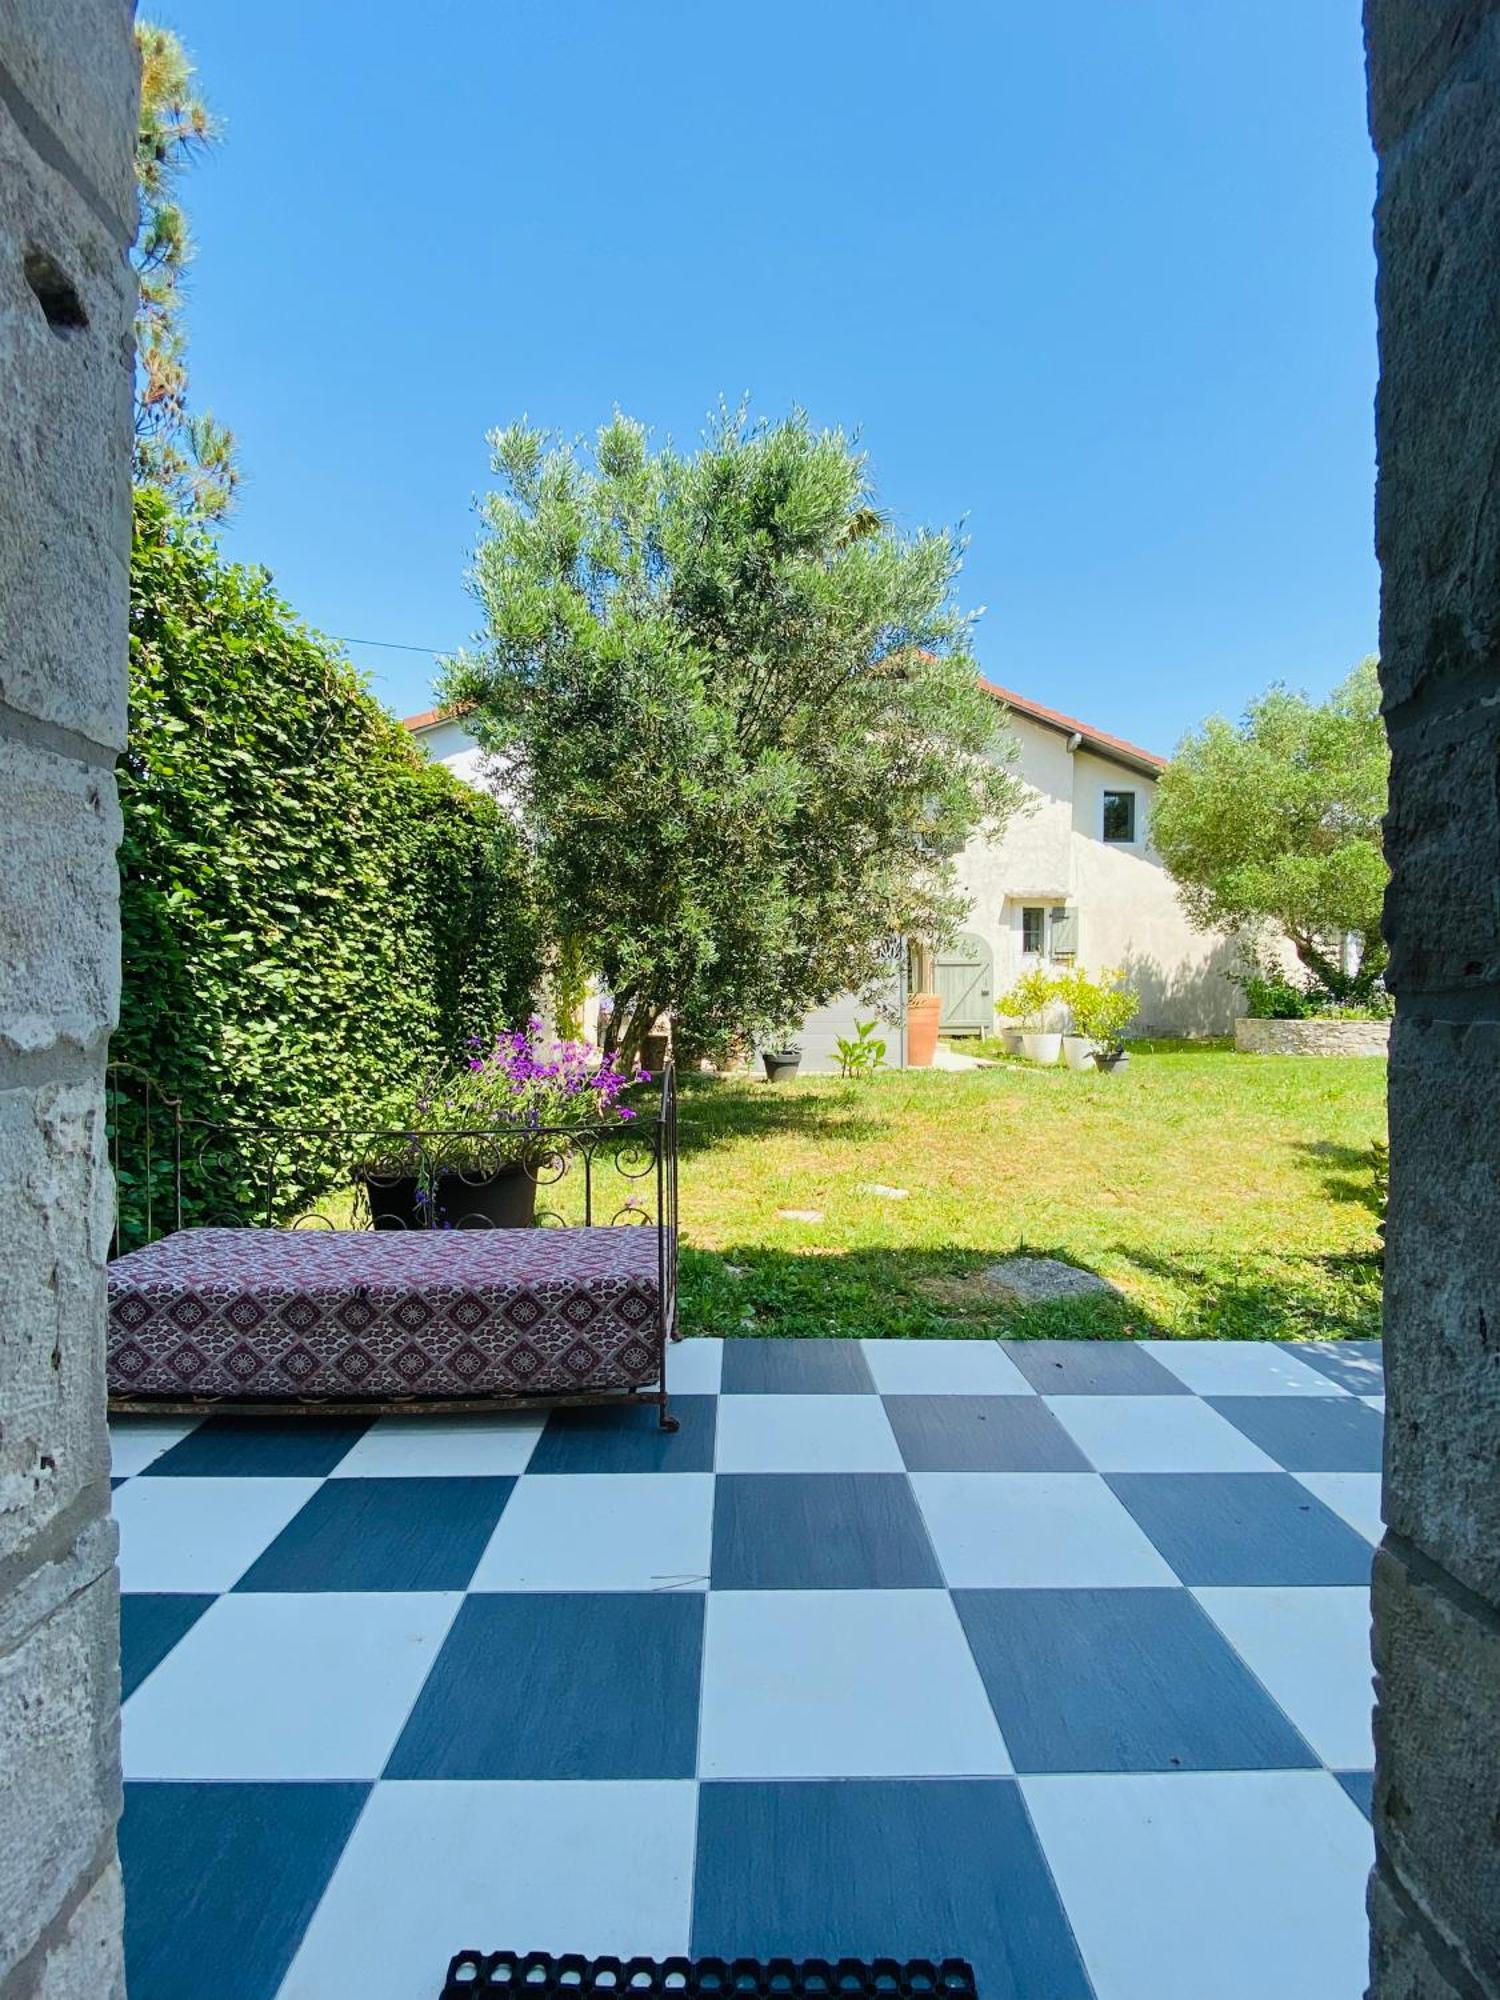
0;1567;121;1985
1383;1014;1500;1600
0;100;135;753
1234;1016;1392;1056
1366;0;1500;153
1370;1541;1500;1992
1382;698;1500;996
1369;1867;1487;2000
0;1084;113;1566
0;740;122;1061
26;1853;126;2000
1372;11;1500;714
0;0;138;241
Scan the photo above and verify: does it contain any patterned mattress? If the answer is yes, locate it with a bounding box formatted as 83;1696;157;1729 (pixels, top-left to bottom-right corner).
107;1225;667;1401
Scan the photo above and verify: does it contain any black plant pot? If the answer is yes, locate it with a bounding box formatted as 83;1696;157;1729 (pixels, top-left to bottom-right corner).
1095;1049;1130;1074
762;1049;803;1084
360;1162;538;1230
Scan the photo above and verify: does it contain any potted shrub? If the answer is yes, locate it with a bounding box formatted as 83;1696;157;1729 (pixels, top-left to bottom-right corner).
999;968;1062;1065
361;1019;647;1228
992;1010;1024;1057
1054;970;1097;1071
761;1028;803;1084
1069;968;1140;1073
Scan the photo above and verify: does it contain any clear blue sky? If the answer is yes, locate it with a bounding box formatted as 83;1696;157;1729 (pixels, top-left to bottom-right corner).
155;0;1377;755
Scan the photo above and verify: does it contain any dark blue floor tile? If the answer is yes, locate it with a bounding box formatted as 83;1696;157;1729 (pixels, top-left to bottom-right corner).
1107;1473;1375;1585
693;1779;1092;2000
233;1476;513;1592
385;1591;703;1779
121;1594;216;1700
884;1395;1091;1472
1336;1770;1375;1820
1289;1339;1384;1395
121;1780;367;2000
527;1394;715;1472
1000;1339;1191;1395
1206;1395;1385;1472
143;1415;371;1478
712;1474;942;1589
721;1339;875;1394
955;1587;1318;1773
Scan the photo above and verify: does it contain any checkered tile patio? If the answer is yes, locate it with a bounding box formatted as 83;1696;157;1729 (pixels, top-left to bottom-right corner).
111;1336;1383;2000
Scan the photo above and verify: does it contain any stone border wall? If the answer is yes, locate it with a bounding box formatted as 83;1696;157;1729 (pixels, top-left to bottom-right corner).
0;7;137;1996
1233;1017;1392;1057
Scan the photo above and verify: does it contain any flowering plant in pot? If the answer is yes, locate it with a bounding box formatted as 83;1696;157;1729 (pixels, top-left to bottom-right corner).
1066;969;1139;1072
998;968;1063;1064
761;1026;803;1084
362;1019;648;1228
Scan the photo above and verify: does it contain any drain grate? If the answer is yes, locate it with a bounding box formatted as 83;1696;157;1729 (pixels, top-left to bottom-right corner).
440;1955;977;2000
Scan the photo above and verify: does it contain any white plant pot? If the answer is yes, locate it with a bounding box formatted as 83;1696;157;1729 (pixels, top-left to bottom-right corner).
1021;1031;1063;1066
1062;1034;1098;1071
997;1027;1024;1056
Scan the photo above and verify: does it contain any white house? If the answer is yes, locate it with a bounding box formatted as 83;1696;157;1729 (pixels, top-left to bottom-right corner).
403;680;1243;1067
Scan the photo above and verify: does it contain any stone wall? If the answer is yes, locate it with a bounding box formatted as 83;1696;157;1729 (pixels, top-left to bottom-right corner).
1366;4;1500;1995
0;6;137;1997
1233;1017;1392;1057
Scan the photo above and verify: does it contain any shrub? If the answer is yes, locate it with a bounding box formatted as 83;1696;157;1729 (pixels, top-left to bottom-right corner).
1061;967;1141;1053
1238;947;1392;1021
114;492;541;1241
997;968;1061;1028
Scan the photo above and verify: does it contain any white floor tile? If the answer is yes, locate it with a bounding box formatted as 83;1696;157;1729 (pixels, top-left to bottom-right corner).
1043;1395;1280;1473
112;1476;321;1592
1295;1472;1384;1545
1140;1341;1348;1397
912;1473;1178;1588
1194;1587;1375;1769
699;1589;1011;1778
279;1780;696;2000
1023;1770;1372;2000
661;1338;724;1394
470;1473;714;1591
861;1339;1034;1395
714;1393;904;1472
329;1413;545;1478
123;1591;460;1780
108;1418;201;1478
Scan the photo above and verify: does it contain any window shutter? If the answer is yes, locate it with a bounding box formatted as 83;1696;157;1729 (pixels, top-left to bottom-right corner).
1050;906;1080;956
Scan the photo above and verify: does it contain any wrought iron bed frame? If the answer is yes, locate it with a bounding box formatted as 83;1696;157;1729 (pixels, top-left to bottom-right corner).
105;1062;680;1426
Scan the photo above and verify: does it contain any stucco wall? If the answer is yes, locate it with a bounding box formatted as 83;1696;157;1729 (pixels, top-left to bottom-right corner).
954;721;1243;1032
1366;5;1500;1994
0;7;137;1994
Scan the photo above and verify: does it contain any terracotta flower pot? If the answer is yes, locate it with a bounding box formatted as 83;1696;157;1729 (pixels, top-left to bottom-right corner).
907;992;942;1068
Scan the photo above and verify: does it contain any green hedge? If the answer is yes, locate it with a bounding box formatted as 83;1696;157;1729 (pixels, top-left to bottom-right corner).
114;491;540;1240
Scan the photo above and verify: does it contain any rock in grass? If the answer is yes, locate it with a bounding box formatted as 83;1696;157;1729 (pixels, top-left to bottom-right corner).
777;1208;825;1223
859;1183;909;1199
981;1256;1120;1303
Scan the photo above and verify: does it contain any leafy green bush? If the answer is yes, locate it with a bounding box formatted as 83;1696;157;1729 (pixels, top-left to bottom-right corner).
1238;948;1392;1021
997;968;1061;1028
835;1018;888;1078
1060;967;1141;1054
114;492;540;1242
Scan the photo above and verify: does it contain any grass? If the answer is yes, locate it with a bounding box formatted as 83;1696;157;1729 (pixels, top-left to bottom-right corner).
671;1045;1386;1342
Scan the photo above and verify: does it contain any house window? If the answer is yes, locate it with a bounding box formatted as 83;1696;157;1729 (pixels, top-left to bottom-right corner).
1102;789;1137;843
1021;907;1047;955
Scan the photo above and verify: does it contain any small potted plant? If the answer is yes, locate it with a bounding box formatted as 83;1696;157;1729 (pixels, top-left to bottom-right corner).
761;1028;804;1084
1070;968;1140;1073
1055;970;1097;1071
998;968;1063;1065
361;1019;647;1228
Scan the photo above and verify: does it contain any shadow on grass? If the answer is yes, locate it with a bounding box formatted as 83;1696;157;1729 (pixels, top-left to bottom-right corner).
678;1237;1384;1343
674;1073;894;1160
679;1243;1155;1343
1293;1139;1386;1219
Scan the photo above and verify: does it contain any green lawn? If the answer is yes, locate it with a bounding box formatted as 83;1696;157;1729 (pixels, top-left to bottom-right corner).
673;1045;1386;1342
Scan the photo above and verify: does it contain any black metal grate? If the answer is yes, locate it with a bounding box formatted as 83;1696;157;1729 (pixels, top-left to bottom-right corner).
440;1956;977;2000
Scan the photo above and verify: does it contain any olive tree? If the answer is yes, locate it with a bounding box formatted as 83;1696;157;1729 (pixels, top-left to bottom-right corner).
1150;659;1389;1000
446;408;1022;1062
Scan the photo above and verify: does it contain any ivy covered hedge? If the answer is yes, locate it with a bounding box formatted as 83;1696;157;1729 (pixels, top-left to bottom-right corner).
114;492;539;1239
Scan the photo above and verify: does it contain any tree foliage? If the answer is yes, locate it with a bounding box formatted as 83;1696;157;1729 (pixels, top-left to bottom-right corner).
134;21;238;518
1150;659;1389;998
116;492;540;1237
446;408;1022;1062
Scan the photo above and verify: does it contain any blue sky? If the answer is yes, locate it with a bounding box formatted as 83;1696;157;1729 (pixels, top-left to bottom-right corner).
155;0;1377;755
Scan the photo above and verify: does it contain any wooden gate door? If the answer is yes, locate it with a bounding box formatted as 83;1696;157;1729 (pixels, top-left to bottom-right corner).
935;932;994;1035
